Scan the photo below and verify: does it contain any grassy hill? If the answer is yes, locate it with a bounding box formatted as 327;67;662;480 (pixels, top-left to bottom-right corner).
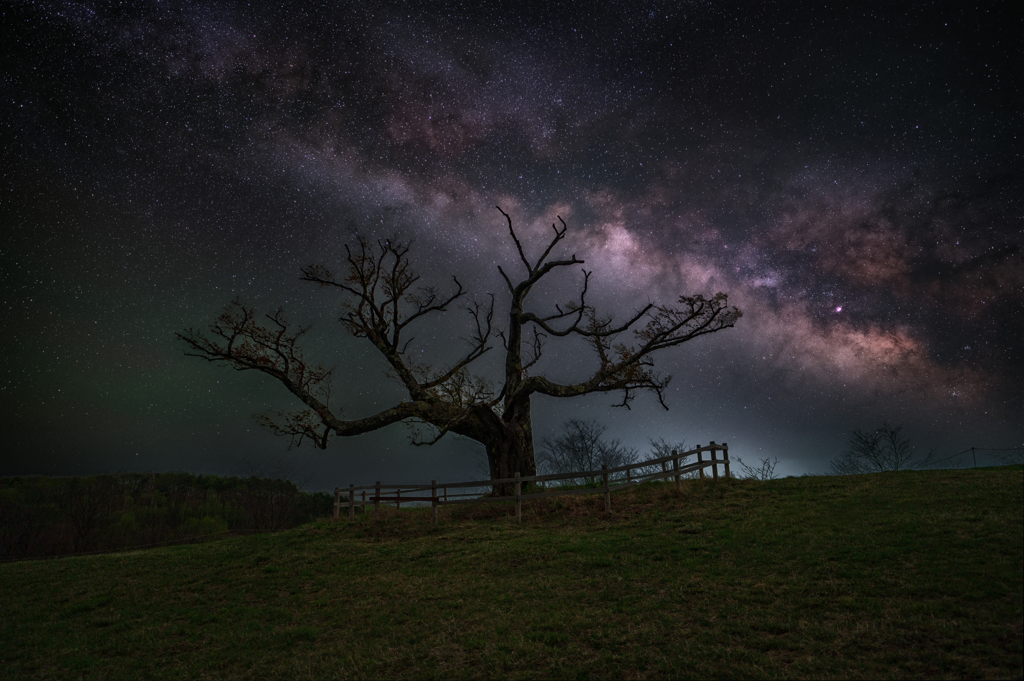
2;468;1021;679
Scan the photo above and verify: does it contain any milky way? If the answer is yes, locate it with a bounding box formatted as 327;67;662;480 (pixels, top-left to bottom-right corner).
3;1;1021;485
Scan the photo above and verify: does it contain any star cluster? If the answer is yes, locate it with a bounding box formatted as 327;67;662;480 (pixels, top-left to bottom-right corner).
2;1;1021;483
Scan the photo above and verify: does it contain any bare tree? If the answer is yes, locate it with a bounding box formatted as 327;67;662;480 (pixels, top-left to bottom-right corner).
178;207;741;493
648;437;687;460
539;419;640;484
61;476;117;553
647;436;695;479
996;449;1024;467
830;423;936;475
734;456;781;481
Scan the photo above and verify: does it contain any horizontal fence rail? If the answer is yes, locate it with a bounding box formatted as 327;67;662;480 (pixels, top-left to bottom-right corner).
334;442;730;525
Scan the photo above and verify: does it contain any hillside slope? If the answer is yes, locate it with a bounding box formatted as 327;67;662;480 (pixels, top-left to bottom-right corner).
3;469;1022;679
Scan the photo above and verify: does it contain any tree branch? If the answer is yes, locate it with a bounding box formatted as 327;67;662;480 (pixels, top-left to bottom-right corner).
517;293;741;408
532;216;569;270
175;298;484;447
301;237;480;399
180;210;742;463
496;206;532;274
420;295;495;391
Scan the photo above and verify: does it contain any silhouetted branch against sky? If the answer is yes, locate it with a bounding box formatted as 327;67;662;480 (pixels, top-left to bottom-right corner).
2;2;1020;483
175;210;741;488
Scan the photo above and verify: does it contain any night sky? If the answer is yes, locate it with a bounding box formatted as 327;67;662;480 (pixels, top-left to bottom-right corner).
3;1;1022;488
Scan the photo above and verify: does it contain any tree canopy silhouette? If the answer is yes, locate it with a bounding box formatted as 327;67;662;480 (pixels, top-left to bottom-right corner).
539;418;642;484
830;422;937;475
177;207;741;491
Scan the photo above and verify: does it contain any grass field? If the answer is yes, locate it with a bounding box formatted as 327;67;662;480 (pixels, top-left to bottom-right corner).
2;468;1021;679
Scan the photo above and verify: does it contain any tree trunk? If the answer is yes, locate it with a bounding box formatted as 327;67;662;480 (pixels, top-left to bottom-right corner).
485;404;537;496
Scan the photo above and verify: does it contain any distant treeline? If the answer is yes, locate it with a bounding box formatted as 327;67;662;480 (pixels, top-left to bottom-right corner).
0;471;333;561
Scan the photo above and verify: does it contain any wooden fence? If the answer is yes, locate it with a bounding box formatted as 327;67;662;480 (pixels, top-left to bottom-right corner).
333;441;730;525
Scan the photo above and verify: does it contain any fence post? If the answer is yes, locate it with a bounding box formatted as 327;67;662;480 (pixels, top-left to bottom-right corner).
431;480;438;526
348;484;355;519
603;466;610;512
374;481;380;520
626;465;631;483
396;487;401;509
710;441;719;481
333;487;340;520
361;490;366;514
672;451;680;491
661;460;667;483
515;472;522;524
723;443;731;479
698;446;706;479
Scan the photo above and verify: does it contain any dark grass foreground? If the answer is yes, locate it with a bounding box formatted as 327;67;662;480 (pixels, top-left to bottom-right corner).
2;468;1021;680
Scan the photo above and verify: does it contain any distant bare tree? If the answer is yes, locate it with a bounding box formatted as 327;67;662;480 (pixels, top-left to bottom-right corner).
61;476;117;553
178;207;741;494
996;449;1024;466
734;456;781;481
647;436;696;479
648;437;687;460
831;423;936;475
539;419;640;484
